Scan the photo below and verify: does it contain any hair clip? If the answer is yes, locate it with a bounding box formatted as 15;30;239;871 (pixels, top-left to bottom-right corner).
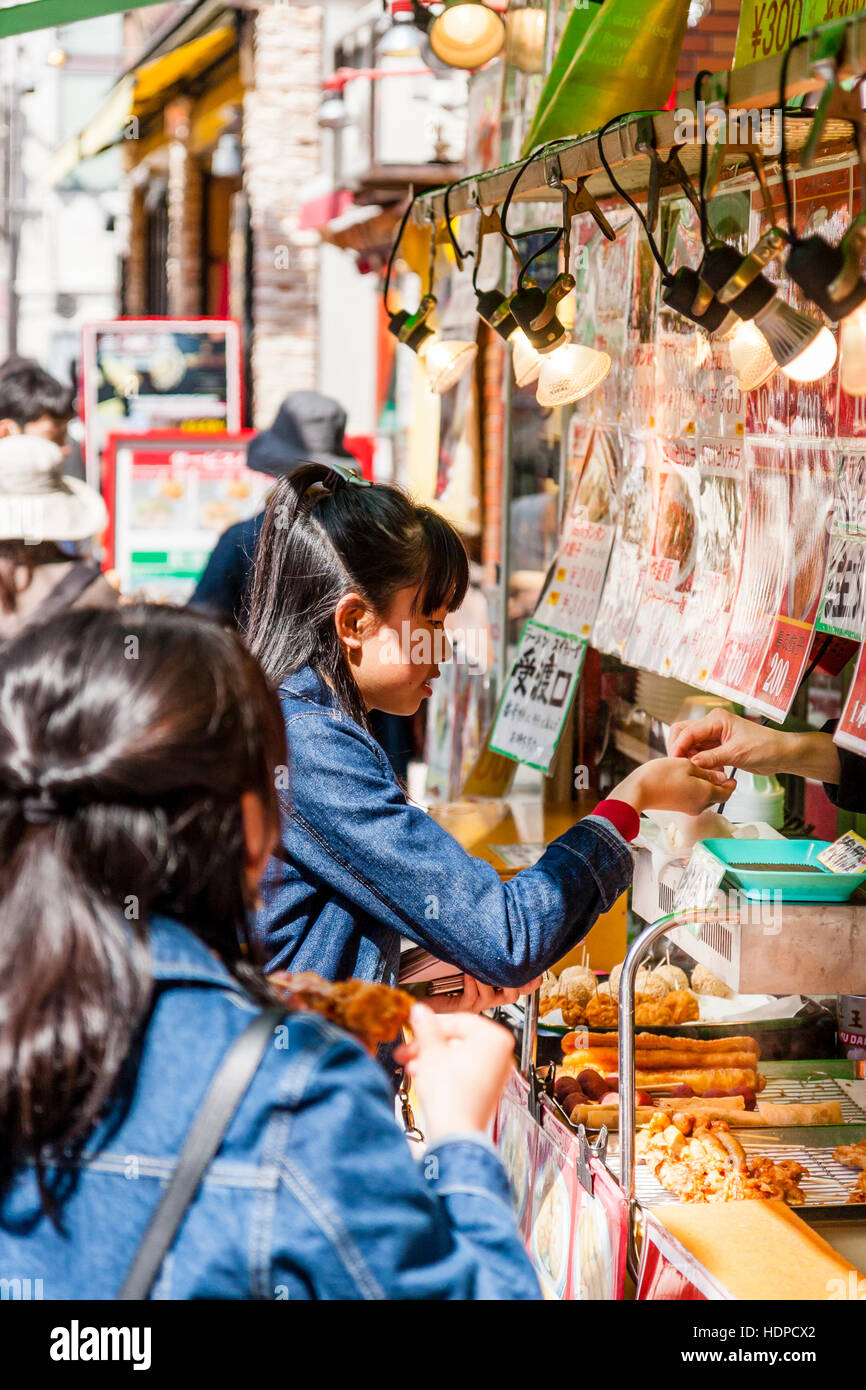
323;463;371;491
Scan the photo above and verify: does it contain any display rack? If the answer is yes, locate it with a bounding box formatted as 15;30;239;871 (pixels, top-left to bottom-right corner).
410;13;866;225
616;899;866;1279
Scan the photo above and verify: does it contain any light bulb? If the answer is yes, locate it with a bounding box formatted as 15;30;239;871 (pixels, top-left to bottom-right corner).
840;303;866;397
429;0;506;70
752;299;836;381
504;5;546;74
510;328;542;387
729;319;776;392
535;343;611;408
424;336;478;393
779;325;837;383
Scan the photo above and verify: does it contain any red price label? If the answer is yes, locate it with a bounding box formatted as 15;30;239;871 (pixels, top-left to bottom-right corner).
752;617;814;719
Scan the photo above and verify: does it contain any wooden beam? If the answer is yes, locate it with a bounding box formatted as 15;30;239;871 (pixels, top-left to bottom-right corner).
412;12;866;225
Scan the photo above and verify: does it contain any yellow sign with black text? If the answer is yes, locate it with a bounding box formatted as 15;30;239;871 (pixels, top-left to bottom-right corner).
734;1;866;69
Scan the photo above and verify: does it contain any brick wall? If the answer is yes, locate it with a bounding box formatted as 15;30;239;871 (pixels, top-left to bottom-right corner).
676;0;741;90
243;5;322;428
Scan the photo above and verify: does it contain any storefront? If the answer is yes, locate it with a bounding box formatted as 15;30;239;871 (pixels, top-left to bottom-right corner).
380;1;866;1300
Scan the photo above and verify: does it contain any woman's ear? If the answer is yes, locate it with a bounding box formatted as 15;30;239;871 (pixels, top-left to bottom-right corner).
334;592;369;657
240;791;276;893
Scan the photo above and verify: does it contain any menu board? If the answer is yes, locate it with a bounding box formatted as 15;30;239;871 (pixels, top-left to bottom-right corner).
489;619;587;771
104;432;270;604
81;318;243;490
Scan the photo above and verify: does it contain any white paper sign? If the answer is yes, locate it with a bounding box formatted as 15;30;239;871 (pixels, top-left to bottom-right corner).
490;620;587;771
537;519;615;638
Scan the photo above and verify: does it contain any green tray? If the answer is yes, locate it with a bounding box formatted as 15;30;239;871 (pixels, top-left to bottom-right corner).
701;837;865;903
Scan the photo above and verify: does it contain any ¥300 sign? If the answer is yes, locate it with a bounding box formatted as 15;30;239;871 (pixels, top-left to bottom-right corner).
734;0;866;68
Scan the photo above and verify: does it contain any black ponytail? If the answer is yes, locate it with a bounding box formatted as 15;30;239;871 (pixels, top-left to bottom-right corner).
0;606;287;1214
245;463;469;724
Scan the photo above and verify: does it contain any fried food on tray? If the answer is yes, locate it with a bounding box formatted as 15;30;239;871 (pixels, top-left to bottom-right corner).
269;970;413;1051
834;1137;866;1172
637;1112;807;1205
582;989;700;1029
639;989;700;1025
847;1172;866;1205
539;966;596;1025
562;1031;759;1057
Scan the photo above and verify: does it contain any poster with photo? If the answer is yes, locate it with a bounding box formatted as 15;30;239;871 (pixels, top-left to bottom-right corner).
625;437;699;675
678;440;747;686
835;642;866;757
81;319;243;491
592;432;654;656
103;431;266;604
708;439;790;705
750;441;835;720
816;447;866;642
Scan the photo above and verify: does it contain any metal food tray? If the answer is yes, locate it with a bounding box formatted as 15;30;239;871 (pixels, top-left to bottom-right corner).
606;1126;866;1214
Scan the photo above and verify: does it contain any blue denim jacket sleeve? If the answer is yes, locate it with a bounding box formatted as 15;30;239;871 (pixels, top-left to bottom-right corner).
279;707;632;986
273;1022;541;1300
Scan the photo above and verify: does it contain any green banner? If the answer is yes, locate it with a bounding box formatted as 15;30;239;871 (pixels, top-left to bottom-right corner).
0;0;156;39
522;0;603;154
523;0;690;154
735;2;866;69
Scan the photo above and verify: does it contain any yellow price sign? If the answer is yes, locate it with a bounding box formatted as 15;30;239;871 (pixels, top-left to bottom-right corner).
734;1;866;68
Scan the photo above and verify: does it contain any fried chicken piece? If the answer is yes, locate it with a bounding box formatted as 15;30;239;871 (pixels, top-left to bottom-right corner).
270;971;413;1051
585;992;619;1028
847;1172;866;1205
635;989;700;1026
834;1137;866;1171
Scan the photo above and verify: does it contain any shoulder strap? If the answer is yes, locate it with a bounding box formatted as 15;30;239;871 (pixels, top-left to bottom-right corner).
118;1007;284;1301
36;562;103;622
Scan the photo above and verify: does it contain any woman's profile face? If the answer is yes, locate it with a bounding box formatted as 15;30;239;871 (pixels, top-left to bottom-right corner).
342;584;452;717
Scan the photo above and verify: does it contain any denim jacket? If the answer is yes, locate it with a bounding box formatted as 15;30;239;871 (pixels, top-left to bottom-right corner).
253;666;633;986
0;916;540;1300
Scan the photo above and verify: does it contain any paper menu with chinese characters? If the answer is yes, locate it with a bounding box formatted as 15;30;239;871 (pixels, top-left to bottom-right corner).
490;619;587;772
835;640;866;757
678;440;746;686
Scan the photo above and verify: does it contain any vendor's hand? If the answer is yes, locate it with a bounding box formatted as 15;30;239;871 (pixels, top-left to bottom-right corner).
425;975;541;1015
668;709;784;774
394;1004;515;1140
612;757;736;816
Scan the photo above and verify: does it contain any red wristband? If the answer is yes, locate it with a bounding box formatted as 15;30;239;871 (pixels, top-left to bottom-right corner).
591;798;640;843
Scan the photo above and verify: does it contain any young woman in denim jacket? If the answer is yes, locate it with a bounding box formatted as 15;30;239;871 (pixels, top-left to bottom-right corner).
0;606;540;1299
245;464;733;1000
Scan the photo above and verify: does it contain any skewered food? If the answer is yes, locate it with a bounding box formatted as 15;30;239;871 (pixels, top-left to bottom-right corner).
637;1112;807;1204
690;964;732;999
652;963;690;992
562;1031;759;1056
270;971;413;1052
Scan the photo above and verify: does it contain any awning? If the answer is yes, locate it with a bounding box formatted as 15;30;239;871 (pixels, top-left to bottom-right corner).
48;23;237;183
0;0;155;39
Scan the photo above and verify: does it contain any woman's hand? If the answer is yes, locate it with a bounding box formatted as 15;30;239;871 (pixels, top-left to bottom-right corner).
612;757;736;816
425;975;541;1015
393;1003;515;1140
668;711;842;785
668;709;784;773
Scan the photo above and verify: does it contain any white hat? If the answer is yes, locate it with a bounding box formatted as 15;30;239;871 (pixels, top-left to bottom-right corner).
0;435;108;543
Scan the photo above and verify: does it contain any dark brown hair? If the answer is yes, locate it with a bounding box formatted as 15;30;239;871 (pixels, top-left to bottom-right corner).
245;463;469;725
0;605;286;1209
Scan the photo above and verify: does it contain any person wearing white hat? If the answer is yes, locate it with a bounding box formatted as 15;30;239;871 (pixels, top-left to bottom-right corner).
0;434;115;642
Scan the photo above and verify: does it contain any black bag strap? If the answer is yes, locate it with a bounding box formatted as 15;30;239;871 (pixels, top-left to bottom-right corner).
36;562;103;622
118;1007;284;1301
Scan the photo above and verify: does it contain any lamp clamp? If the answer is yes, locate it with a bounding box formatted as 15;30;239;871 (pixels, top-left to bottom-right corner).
714;226;788;304
633;116;701;233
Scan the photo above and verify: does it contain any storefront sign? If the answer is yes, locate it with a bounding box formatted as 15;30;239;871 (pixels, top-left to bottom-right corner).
734;2;866;70
103;431;268;604
490;620;587;772
81;318;243;491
